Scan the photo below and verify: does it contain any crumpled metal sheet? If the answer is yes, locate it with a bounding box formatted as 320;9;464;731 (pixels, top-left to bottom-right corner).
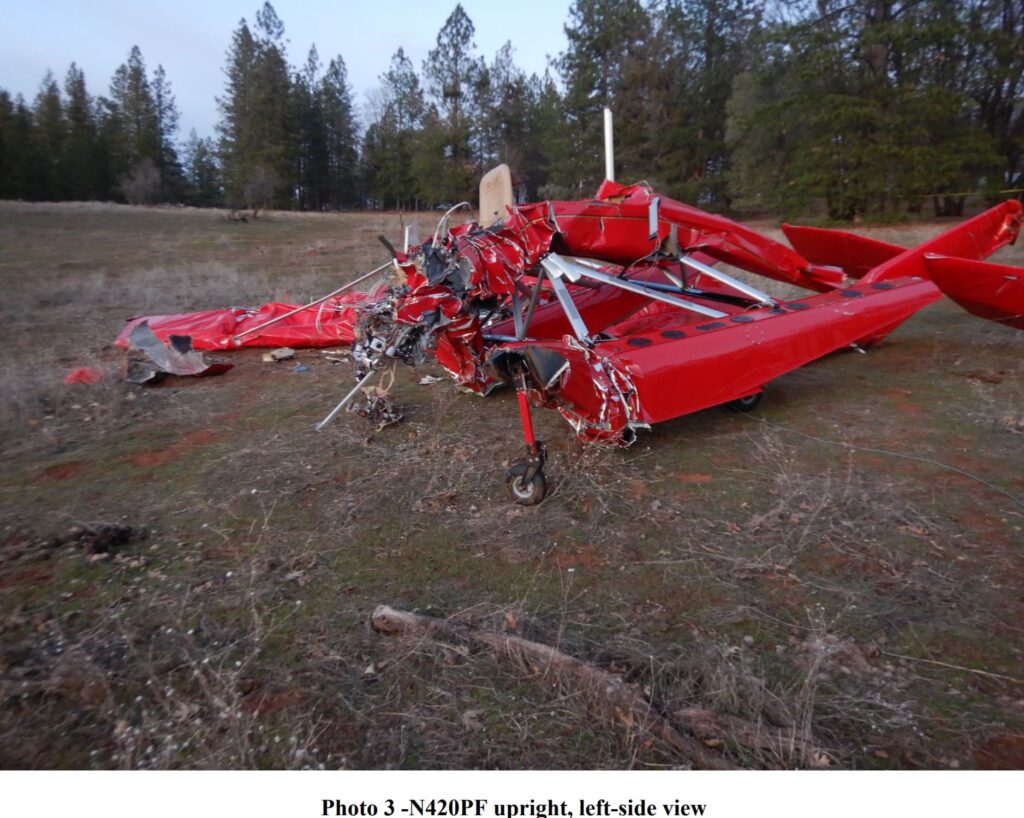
125;321;234;384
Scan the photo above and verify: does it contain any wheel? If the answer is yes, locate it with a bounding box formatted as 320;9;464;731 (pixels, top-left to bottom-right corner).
505;463;547;505
728;392;763;412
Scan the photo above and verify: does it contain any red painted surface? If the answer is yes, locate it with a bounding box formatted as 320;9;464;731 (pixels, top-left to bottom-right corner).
862;200;1022;284
114;286;388;350
64;366;105;385
924;254;1024;330
781;224;904;279
516;389;538;454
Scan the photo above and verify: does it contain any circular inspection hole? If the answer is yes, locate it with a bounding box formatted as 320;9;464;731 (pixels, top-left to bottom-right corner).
786;302;810;311
661;330;687;339
627;337;653;347
871;282;894;290
730;314;754;323
840;288;863;298
696;322;726;331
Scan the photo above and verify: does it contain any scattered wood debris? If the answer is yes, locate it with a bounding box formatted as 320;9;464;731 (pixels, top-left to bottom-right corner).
372;605;837;769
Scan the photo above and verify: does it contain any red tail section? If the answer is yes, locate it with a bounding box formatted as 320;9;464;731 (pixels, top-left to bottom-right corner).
861;200;1022;284
783;201;1023;333
781;224;904;280
924;255;1024;330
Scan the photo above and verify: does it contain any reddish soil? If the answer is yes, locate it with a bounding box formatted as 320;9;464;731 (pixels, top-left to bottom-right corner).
37;461;90;481
0;564;56;591
973;734;1024;769
240;685;307;715
550;542;610;569
674;472;715;484
127;429;225;468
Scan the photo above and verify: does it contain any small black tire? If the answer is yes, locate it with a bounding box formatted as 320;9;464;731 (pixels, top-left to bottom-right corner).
728;392;763;412
505;463;547;505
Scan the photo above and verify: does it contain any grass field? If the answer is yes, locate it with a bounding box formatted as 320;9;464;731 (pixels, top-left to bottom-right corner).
0;200;1022;769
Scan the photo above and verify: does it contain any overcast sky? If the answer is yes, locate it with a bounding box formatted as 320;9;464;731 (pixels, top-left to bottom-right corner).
1;0;573;139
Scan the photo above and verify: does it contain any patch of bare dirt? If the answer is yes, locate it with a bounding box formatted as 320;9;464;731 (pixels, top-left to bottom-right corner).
126;429;225;468
37;461;91;481
973;734;1024;769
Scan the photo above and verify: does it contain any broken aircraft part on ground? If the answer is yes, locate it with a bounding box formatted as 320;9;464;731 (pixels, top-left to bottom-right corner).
124;321;233;384
349;382;403;430
112;164;1023;502
325;175;1021;503
114;274;391;352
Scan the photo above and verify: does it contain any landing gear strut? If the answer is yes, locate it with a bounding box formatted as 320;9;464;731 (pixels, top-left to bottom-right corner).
506;369;547;505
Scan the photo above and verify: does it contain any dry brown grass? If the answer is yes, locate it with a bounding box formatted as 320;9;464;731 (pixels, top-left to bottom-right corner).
1;201;1022;770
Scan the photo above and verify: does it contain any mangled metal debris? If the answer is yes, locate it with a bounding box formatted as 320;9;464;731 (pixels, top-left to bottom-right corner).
124;321;233;384
349;384;403;430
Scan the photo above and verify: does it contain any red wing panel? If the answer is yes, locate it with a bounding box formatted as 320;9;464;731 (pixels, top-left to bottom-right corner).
862;200;1023;284
781;224;904;279
113;288;385;350
604;280;941;424
924;255;1024;330
504;278;940;442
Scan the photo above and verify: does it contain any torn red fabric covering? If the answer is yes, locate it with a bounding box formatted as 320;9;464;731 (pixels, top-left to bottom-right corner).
113;287;386;351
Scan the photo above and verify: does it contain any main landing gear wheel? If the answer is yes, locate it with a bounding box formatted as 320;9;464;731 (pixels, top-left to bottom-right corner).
506;462;547;505
728;392;763;412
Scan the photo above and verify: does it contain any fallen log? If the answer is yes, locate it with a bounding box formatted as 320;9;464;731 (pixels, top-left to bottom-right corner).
371;605;736;770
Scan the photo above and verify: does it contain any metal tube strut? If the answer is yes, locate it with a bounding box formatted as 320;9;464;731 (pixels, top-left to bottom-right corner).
517;270;547;340
545;253;728;319
315;369;377;431
234;262;391;342
539;257;594;343
679;255;777;306
516;389;538;455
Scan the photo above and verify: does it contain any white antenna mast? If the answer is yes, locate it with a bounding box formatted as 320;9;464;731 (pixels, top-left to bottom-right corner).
603;107;615;182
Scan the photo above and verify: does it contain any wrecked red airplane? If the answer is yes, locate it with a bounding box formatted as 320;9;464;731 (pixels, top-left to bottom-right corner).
323;175;1020;503
116;112;1023;504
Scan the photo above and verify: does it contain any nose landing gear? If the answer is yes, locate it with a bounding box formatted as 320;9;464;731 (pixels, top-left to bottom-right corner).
506;369;548;505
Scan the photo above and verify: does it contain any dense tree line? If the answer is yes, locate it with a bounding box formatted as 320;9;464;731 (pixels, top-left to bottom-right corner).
0;1;1021;219
727;0;1024;219
0;48;192;204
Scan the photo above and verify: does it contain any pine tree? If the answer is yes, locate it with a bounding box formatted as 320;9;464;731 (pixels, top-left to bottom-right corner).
321;55;358;208
62;64;101;199
556;0;651;192
362;48;424;209
152;65;186;200
421;4;479;202
217;19;259;207
957;0;1024;192
0;91;12;197
33;72;65;199
527;72;565;200
412;108;453;207
106;47;161;188
725;1;1001;219
218;3;296;210
0;92;42;199
294;46;328;210
183;129;222;206
654;0;763;206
